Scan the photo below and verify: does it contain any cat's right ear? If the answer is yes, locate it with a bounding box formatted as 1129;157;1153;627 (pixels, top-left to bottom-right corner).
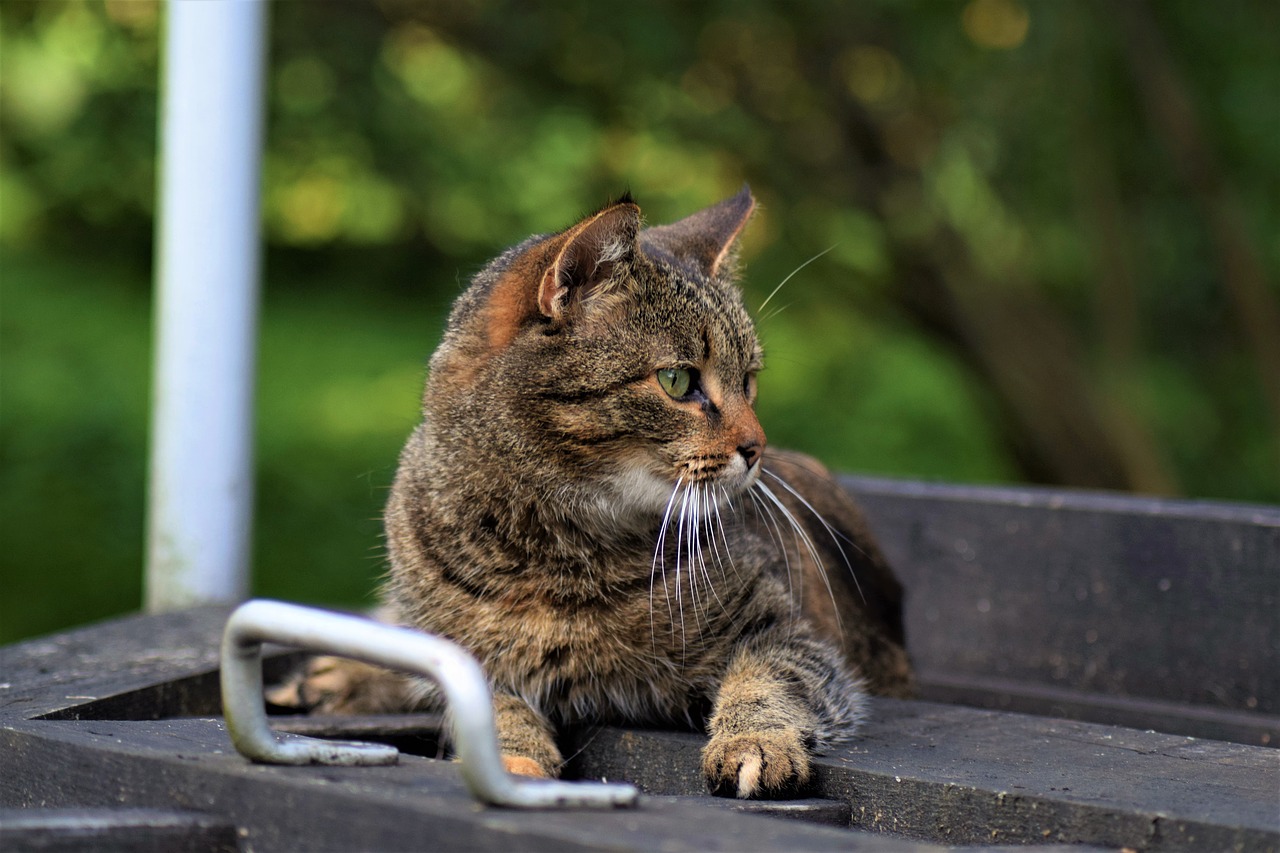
639;184;755;279
535;198;641;321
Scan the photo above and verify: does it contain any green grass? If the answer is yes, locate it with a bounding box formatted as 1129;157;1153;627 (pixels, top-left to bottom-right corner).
2;249;1017;645
2;250;445;642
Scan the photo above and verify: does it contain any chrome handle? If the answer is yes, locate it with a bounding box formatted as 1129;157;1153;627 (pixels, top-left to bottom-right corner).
221;599;639;808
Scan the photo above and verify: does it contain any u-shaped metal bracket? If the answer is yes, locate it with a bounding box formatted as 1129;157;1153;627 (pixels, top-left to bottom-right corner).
220;599;639;808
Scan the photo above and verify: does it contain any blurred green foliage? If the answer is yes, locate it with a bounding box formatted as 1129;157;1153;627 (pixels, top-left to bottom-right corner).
2;0;1277;643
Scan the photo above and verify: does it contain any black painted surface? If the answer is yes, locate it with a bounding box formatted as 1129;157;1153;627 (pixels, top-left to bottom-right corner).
1;718;944;852
0;808;239;853
846;476;1280;744
565;709;1279;851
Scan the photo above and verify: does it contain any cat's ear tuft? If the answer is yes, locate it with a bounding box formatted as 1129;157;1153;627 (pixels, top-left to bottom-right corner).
537;199;641;320
640;184;755;279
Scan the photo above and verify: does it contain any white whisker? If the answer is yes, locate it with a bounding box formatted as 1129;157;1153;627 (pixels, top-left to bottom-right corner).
757;243;839;314
683;485;700;631
650;475;685;644
762;467;866;604
696;483;727;615
757;300;794;325
694;488;707;617
748;483;800;627
674;484;691;657
708;485;733;575
754;479;842;635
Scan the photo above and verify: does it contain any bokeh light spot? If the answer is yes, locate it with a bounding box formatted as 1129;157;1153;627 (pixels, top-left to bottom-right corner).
962;0;1030;50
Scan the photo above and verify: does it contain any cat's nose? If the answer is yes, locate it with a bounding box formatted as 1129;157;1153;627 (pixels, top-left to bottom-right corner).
738;441;763;469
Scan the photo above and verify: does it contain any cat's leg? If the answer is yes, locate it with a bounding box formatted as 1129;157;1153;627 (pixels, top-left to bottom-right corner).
270;666;561;776
491;692;562;778
265;603;429;714
702;630;865;798
267;656;420;714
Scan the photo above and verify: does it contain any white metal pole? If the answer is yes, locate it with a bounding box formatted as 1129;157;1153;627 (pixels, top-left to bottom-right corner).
146;0;269;611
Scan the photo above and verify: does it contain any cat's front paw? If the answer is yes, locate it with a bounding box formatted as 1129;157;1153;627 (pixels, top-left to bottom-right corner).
701;729;811;798
266;655;410;715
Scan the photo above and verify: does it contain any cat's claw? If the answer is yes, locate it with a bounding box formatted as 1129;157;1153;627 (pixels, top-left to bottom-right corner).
701;729;811;798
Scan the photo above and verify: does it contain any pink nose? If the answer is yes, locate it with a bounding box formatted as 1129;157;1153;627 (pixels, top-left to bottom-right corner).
738;441;762;469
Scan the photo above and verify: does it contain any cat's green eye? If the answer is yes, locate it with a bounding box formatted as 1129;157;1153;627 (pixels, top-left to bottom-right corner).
657;367;692;399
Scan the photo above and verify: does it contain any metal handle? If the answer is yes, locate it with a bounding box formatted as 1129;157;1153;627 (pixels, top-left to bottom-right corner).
221;599;639;808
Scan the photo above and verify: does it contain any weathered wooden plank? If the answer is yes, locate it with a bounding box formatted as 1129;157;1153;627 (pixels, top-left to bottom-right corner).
567;701;1280;851
845;476;1280;735
0;718;944;852
919;670;1278;746
840;699;1278;850
0;808;238;853
0;607;233;721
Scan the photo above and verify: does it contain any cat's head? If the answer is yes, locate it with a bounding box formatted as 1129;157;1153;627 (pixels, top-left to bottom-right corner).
427;187;765;528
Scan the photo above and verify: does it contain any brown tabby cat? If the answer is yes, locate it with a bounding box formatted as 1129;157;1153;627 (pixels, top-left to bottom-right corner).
277;187;914;798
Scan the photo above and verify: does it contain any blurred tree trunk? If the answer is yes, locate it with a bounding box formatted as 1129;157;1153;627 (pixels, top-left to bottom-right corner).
1068;9;1181;495
1071;132;1181;495
893;233;1136;490
829;75;1152;491
1111;0;1280;471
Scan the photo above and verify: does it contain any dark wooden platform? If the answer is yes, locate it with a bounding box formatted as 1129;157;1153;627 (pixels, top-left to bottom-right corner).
846;476;1279;748
2;479;1277;851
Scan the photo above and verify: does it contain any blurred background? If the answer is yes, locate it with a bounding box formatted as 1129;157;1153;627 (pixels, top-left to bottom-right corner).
2;0;1277;644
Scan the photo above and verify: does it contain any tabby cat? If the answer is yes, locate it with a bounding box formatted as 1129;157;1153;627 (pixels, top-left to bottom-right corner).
278;187;914;798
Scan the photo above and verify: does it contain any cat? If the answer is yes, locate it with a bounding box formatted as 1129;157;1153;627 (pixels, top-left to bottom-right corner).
273;186;914;798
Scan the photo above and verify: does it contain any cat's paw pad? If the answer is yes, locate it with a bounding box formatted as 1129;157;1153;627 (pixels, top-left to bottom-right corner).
701;729;811;798
265;656;400;715
501;754;553;778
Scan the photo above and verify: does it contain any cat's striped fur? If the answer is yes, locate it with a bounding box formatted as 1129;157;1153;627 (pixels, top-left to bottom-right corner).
278;188;913;797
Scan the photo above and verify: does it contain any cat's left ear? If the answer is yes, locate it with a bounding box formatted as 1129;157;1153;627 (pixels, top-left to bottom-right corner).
482;198;640;354
537;198;641;321
640;184;756;279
